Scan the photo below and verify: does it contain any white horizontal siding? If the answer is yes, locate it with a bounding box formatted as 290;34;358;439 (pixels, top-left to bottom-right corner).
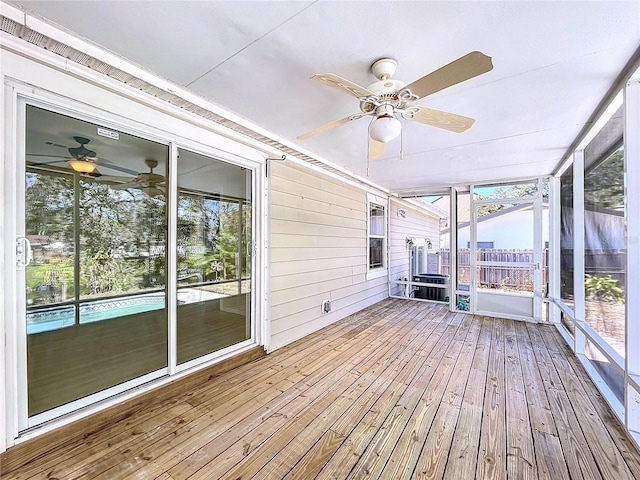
389;199;442;297
269;160;388;350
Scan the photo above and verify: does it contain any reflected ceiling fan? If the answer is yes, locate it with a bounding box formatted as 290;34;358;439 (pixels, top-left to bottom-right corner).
297;51;494;159
111;158;165;197
27;136;138;177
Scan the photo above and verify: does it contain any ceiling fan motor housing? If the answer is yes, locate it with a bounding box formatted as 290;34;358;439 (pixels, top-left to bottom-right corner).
371;58;398;80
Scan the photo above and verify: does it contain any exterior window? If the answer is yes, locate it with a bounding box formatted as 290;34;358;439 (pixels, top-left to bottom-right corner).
369;204;385;268
367;193;387;277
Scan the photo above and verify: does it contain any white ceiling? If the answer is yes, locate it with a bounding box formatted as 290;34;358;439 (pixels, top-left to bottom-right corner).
8;1;640;194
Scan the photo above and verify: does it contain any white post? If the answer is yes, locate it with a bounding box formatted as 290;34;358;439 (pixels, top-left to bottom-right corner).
549;174;561;323
449;188;457;312
625;77;640;442
573;150;586;356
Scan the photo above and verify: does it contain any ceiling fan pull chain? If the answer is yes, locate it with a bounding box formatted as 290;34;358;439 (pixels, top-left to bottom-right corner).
400;128;404;161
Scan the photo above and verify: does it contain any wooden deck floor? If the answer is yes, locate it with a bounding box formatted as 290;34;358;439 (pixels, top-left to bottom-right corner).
3;298;640;479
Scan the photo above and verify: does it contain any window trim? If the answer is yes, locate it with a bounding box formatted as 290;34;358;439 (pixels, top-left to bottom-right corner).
366;192;388;280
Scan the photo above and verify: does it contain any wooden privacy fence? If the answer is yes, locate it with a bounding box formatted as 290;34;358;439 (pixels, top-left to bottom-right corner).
439;248;549;291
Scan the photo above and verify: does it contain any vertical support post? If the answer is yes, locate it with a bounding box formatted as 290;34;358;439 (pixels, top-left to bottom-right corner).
449;187;457;312
533;177;543;321
238;199;243;295
73;173;80;326
573;149;586;356
469;186;477;313
167;143;178;375
625;78;640;440
549;174;561;323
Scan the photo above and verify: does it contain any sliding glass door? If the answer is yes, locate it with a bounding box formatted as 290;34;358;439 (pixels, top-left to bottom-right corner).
176;148;252;366
17;102;255;428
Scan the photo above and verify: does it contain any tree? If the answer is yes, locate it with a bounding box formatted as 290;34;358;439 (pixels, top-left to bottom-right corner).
476;181;549;217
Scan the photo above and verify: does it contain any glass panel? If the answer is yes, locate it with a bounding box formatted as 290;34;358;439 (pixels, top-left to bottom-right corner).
456;294;470;311
560;164;574;310
585;339;624;403
584;144;625;358
26;169;75;305
474;181;538;200
477;202;534;250
370;204;384;236
25;105;168;416
476;265;534;293
456;191;471;306
176;149;252;364
369;237;383;269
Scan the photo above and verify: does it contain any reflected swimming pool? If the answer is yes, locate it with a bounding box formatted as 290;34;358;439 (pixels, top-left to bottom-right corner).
27;295;166;334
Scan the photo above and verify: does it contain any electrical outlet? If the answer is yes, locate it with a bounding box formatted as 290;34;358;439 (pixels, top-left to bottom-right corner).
322;300;331;314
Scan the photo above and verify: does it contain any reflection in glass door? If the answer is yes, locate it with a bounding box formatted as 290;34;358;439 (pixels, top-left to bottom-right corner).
24;105;169;419
176;148;252;365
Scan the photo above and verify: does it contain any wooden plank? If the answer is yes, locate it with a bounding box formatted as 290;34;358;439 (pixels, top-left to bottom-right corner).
245;307;447;480
538;325;636;480
162;305;422;479
316;309;465;479
532;429;571;480
443;316;493;480
413;402;461;479
551;328;640;479
92;302;422;479
503;320;537;480
363;322;469;479
165;302;430;479
526;323;603;480
9;301;402;480
514;320;557;435
282;430;346;480
0;345;265;475
5;301;640;480
476;318;507;480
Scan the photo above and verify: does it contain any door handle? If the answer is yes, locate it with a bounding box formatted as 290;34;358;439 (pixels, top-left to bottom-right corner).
16;236;32;268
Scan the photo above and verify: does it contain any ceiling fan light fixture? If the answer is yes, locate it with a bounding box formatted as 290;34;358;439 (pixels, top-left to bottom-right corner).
369;115;402;143
68;159;97;173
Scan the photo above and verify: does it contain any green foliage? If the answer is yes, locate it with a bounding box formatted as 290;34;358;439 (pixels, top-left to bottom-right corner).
584;148;624;210
80;251;139;295
584;274;623;302
26;167;251;303
476;181;549;217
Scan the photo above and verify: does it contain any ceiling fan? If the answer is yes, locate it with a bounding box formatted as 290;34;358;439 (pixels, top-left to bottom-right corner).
111;158;165;197
27;136;138;177
297;51;494;159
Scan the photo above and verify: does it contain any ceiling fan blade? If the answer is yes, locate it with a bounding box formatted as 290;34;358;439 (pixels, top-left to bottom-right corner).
406;106;475;133
94;159;139;176
143;186;164;197
311;73;374;98
26;155;67;166
403;51;493;99
368;138;385;160
110;181;139;191
297;114;365;140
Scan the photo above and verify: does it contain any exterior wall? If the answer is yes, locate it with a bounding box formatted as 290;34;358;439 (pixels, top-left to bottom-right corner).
388;199;442;297
268;160;388;350
0;46;268;452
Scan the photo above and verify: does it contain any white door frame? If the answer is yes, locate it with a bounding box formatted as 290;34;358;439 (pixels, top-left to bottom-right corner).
469;178;547;321
4;76;266;446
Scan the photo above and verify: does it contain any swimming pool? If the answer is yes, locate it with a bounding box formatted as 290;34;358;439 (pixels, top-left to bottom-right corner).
27;295;166;334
